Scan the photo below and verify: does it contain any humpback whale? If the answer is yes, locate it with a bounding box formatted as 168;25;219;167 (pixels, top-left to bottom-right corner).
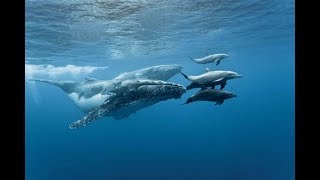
29;64;183;113
184;89;236;105
180;69;242;90
189;54;229;65
28;64;186;128
69;79;186;129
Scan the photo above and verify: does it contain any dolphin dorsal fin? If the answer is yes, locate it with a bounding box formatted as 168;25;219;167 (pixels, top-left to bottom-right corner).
84;77;98;83
205;68;211;72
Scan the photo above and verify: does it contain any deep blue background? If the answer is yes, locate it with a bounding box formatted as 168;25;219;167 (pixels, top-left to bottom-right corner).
26;0;294;179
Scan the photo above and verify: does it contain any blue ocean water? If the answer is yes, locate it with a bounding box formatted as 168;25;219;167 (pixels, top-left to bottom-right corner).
25;0;294;180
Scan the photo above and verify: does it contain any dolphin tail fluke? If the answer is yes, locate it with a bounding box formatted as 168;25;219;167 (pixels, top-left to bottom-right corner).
28;78;77;93
180;72;189;80
186;83;198;90
189;56;197;63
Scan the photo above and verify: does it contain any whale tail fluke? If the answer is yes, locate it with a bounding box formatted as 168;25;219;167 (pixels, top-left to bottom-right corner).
189;56;196;63
187;83;201;90
28;78;77;94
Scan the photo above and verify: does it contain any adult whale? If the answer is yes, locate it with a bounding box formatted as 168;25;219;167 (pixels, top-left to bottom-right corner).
29;64;183;113
189;54;229;65
180;69;242;90
114;64;182;80
69;79;186;129
184;89;236;105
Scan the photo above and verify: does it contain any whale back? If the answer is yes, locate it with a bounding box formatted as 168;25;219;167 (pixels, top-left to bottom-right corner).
114;64;182;81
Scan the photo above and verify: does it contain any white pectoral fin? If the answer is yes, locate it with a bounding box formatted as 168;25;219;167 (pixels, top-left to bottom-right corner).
69;95;118;129
69;106;105;129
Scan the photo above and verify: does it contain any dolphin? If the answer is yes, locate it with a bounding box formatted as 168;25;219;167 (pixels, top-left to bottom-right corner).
189;54;229;65
28;64;183;113
184;89;237;105
180;69;242;90
69;79;186;129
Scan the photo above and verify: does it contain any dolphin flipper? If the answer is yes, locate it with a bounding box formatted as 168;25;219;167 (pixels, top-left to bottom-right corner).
28;78;77;93
215;100;224;105
220;81;227;90
216;59;221;66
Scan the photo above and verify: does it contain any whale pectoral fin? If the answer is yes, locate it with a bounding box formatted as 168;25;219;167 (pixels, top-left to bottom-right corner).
69;95;125;129
69;107;105;129
216;59;221;66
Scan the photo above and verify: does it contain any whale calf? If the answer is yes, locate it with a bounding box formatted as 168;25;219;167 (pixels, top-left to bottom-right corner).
184;89;236;105
180;69;242;90
189;54;229;65
69;79;186;129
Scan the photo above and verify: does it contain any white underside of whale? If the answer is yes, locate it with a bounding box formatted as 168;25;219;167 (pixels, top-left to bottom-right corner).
68;92;112;113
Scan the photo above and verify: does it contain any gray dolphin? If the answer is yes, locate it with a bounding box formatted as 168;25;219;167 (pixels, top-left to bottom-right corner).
184;89;236;105
180;68;242;90
189;54;229;65
69;79;186;129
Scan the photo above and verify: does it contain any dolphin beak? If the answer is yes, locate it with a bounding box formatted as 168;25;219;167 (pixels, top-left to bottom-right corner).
237;75;243;78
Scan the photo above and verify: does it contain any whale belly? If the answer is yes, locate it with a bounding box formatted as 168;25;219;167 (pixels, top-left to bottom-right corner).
68;93;110;113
